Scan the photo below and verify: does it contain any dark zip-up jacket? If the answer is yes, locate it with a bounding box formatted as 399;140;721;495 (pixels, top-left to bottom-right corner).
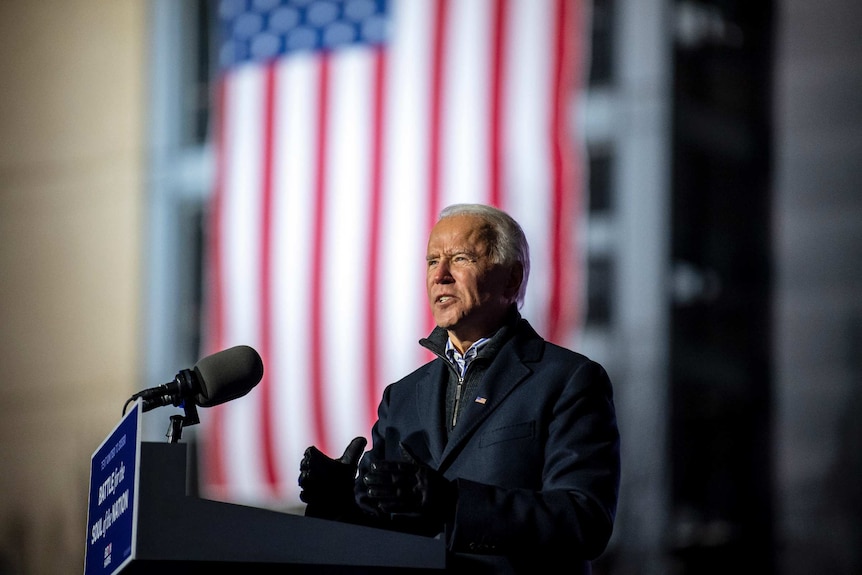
357;310;621;574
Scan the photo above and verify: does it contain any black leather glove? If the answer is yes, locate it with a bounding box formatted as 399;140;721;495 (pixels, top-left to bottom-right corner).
298;436;367;519
357;442;456;532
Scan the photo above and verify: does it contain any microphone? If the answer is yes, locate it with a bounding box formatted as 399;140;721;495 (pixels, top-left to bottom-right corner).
132;345;264;413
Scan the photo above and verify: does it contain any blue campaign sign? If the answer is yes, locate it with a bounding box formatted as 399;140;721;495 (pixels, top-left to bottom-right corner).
84;400;141;575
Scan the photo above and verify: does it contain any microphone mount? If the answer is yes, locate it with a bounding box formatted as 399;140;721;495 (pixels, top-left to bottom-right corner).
123;345;264;443
164;370;200;443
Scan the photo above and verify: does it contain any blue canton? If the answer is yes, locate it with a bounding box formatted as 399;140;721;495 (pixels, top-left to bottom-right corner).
218;0;390;69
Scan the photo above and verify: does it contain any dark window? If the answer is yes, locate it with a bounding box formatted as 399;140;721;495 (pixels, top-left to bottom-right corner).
588;0;615;87
586;255;614;327
588;149;613;214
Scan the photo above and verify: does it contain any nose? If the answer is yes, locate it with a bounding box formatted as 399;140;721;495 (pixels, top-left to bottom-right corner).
432;259;453;284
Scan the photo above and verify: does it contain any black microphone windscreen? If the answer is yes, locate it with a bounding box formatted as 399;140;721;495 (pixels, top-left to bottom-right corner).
193;345;264;407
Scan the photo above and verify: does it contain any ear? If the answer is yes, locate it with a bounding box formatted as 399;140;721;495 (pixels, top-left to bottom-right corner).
504;262;524;300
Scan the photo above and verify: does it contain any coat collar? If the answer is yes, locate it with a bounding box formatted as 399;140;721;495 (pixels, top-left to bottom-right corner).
415;310;546;469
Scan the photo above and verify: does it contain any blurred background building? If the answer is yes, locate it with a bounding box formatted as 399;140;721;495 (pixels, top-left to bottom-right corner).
0;0;859;574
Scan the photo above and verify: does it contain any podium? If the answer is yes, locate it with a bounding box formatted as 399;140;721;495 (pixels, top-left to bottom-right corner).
85;402;447;574
126;442;447;573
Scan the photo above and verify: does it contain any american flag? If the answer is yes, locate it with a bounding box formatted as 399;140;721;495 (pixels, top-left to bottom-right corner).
200;0;589;507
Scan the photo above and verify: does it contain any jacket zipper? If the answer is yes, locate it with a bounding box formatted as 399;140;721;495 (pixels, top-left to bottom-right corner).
451;374;464;427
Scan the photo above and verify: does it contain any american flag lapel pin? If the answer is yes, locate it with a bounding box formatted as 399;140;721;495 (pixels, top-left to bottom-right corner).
475;396;487;405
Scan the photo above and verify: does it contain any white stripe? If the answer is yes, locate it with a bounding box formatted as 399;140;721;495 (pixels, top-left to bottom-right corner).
323;49;376;449
441;0;492;205
272;54;319;500
222;64;266;501
380;0;435;392
505;0;556;334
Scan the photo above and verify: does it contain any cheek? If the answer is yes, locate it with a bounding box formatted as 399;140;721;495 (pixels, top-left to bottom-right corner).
478;273;510;300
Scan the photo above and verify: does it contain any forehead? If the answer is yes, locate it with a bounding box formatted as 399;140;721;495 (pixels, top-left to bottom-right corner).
428;215;493;251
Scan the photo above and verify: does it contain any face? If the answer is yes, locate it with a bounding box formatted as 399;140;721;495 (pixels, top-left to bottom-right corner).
426;214;520;350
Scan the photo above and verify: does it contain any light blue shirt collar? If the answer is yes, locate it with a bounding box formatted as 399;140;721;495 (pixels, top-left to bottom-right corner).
445;337;490;378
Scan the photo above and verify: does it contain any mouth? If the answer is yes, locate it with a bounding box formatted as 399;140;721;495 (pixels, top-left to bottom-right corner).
435;295;454;304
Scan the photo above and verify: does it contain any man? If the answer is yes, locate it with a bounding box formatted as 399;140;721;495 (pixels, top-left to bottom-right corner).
299;203;620;574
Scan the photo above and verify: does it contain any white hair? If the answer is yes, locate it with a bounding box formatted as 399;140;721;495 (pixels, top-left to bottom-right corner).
437;203;530;308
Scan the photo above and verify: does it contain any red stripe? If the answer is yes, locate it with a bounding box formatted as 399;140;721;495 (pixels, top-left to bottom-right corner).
547;0;580;343
488;0;507;207
205;77;228;493
259;63;279;494
428;0;447;229
310;56;332;455
366;47;387;426
425;0;449;338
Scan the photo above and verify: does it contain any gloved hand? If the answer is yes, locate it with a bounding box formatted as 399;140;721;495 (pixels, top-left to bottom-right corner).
357;442;456;531
298;436;367;519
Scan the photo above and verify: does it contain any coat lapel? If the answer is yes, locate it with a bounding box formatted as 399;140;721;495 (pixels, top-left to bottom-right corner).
438;336;537;468
415;360;450;463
